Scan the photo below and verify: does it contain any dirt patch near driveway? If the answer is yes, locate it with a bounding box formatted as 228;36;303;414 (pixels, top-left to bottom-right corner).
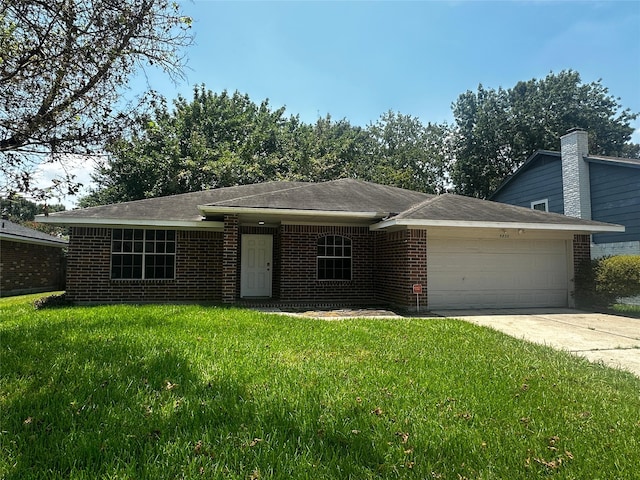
432;308;640;377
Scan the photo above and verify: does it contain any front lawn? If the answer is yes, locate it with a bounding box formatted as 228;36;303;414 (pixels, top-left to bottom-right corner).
1;295;639;479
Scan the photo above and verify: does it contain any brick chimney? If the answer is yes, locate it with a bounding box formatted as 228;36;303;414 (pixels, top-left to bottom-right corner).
560;128;591;219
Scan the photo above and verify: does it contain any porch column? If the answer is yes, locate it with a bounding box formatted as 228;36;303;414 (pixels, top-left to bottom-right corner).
222;215;239;303
572;234;591;308
406;229;428;311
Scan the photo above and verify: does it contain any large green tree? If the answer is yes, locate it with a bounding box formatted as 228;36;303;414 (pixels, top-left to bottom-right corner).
82;88;295;205
366;111;452;194
83;88;387;205
82;86;452;206
0;0;192;202
451;70;639;198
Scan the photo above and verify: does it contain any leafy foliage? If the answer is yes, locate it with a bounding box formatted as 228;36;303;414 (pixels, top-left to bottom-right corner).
596;255;640;304
452;70;639;198
82;87;452;205
0;195;66;236
0;0;192;201
366;111;452;194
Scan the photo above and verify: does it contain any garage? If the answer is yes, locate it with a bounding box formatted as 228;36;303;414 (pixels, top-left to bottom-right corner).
427;236;569;309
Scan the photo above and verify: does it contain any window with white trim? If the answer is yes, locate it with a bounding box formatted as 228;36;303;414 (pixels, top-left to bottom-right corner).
111;229;176;280
531;199;549;212
317;235;352;280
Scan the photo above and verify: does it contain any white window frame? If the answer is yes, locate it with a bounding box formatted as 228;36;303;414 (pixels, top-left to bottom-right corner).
111;228;176;280
317;235;352;281
531;199;549;212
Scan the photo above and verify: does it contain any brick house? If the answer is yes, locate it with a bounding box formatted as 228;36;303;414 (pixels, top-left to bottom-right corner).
0;219;67;297
38;179;621;310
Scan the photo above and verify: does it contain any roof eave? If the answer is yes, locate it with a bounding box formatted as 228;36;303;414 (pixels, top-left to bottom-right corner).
35;215;223;230
0;233;67;247
370;218;625;233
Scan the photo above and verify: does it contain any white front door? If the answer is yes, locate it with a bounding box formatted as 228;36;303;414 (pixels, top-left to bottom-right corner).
241;235;273;298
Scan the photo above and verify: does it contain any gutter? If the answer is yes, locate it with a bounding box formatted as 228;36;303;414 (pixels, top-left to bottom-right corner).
369;218;625;233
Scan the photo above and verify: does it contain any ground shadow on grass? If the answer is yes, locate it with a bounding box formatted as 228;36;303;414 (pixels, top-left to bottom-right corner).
1;312;405;479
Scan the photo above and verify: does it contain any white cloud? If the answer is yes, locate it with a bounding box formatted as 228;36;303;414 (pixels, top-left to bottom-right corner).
32;154;101;209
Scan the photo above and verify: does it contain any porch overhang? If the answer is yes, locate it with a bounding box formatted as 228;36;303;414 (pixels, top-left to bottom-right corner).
198;205;387;225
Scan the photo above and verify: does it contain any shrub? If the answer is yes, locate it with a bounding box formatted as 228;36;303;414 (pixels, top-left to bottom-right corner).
574;258;600;307
33;293;71;309
595;255;640;305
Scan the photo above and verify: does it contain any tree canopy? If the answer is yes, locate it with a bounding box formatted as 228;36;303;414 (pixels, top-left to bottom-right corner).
81;87;452;206
82;72;639;206
451;70;638;198
0;0;192;201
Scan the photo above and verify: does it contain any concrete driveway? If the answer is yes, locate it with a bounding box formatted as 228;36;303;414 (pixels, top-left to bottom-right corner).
432;308;640;377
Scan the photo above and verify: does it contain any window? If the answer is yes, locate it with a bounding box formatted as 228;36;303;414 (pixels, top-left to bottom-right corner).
531;199;549;212
111;229;176;280
317;235;351;280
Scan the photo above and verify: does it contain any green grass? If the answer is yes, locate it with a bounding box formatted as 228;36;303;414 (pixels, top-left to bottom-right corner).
1;295;639;479
612;303;640;318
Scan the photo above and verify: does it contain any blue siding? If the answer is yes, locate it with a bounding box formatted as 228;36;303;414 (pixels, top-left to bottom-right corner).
590;162;640;244
491;154;564;214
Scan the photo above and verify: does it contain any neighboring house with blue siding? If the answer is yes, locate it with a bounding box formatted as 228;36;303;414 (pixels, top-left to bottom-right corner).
491;129;640;258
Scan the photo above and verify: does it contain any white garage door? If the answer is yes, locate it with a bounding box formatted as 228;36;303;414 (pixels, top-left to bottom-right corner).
427;238;568;309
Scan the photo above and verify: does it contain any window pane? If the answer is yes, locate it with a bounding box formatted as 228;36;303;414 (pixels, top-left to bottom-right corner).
112;229;174;280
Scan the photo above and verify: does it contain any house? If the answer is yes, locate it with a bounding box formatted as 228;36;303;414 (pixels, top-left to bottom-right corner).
37;179;622;310
0;219;67;297
490;128;640;258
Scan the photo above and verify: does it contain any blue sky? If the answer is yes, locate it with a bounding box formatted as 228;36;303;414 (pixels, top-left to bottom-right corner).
131;0;640;136
38;0;640;207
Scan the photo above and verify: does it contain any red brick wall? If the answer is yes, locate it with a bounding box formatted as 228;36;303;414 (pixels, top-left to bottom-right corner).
0;239;66;296
374;229;427;310
573;234;591;271
63;223;432;310
66;227;223;303
278;225;376;305
222;216;238;303
572;234;592;306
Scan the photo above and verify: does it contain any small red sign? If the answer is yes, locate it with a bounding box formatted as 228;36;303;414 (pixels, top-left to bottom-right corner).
412;284;423;294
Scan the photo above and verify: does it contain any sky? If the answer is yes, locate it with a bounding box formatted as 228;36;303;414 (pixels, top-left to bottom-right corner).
38;0;640;207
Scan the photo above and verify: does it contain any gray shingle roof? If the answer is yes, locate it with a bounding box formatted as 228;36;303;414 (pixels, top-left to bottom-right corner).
38;179;621;232
0;219;67;246
202;178;432;213
393;193;615;227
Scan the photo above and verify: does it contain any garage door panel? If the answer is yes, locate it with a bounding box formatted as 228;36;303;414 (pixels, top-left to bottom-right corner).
428;238;568;309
